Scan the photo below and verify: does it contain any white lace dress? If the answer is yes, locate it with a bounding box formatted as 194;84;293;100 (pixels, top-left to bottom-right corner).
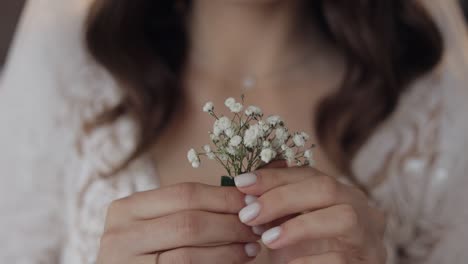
1;0;468;263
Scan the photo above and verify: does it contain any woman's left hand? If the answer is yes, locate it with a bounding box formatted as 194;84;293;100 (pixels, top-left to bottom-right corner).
234;165;387;264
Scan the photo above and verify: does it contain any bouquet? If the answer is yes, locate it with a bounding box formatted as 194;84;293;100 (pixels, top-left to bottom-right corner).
187;95;315;186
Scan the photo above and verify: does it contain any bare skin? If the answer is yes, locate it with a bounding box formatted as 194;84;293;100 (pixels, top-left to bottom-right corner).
97;1;387;263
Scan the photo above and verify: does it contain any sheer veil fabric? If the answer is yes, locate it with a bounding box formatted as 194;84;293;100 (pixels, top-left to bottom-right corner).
0;0;467;263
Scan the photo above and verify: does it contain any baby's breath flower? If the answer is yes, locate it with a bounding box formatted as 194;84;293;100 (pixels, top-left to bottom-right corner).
219;153;228;161
227;146;237;155
189;95;316;179
304;149;315;167
207;152;216;160
304;149;313;159
214;117;232;136
230;102;243;113
258;121;269;132
275;127;289;143
244;124;263;148
203;102;214;112
267;115;283;127
230;135;242;147
187;149;200;168
225;128;235;138
245;106;262;117
203;145;211;153
282;146;295;164
293;132;308;147
225;98;236;108
210;133;219;142
260;148;277;163
203;145;217;160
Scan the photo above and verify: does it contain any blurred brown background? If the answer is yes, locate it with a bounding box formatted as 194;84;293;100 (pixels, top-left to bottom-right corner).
0;0;25;67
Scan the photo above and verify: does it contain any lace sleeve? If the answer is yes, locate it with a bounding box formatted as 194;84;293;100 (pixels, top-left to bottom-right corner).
0;0;91;262
352;1;468;262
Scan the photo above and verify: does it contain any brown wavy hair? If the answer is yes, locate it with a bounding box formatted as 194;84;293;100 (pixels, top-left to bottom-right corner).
85;0;443;181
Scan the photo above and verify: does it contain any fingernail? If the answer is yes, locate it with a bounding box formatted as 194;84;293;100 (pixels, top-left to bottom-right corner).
244;243;260;257
239;202;261;223
235;173;257;187
262;226;282;245
252;225;266;235
244;195;258;205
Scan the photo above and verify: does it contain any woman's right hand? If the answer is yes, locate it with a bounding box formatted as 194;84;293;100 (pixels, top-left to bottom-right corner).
96;182;261;264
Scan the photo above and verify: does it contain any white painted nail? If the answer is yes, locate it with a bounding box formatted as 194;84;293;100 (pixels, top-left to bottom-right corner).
235;173;257;187
244;195;258;205
252;225;266;235
244;243;260;257
239;202;261;223
262;226;282;245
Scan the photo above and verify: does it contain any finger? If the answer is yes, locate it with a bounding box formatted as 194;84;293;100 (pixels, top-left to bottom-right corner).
106;210;259;254
260;204;363;250
131;254;159;264
288;252;347;264
107;183;245;225
157;243;261;264
238;175;366;226
234;166;321;195
252;214;298;236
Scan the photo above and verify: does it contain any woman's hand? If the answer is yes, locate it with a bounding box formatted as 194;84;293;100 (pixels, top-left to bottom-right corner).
234;166;387;264
97;182;261;264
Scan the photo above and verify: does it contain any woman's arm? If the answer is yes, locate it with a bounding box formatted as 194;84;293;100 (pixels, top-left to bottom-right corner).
0;0;91;262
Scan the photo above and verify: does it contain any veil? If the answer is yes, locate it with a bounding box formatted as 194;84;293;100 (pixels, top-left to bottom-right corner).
0;0;468;263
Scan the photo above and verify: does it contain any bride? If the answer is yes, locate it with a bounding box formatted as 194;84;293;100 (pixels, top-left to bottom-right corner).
1;0;468;263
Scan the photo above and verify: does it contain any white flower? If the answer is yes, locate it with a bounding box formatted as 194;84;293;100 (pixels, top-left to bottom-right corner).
230;102;243;113
282;146;295;164
207;152;216;160
204;145;216;160
187;149;200;168
304;149;313;159
219;153;228;161
260;148;277;163
275;127;289;143
258;121;270;132
210;133;219;142
213;117;232;136
225;97;236;108
267;115;283;127
244;124;263;148
245;106;262;117
225;128;235;138
227;146;237;155
230;135;242;147
262;141;271;148
203;102;214;112
293;132;308;147
304;149;315;166
203;145;211;153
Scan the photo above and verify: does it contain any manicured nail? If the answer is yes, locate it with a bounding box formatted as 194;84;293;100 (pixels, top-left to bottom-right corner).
239;202;261;223
252;225;266;235
235;173;257;187
262;226;282;245
244;195;258;205
244;243;260;257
